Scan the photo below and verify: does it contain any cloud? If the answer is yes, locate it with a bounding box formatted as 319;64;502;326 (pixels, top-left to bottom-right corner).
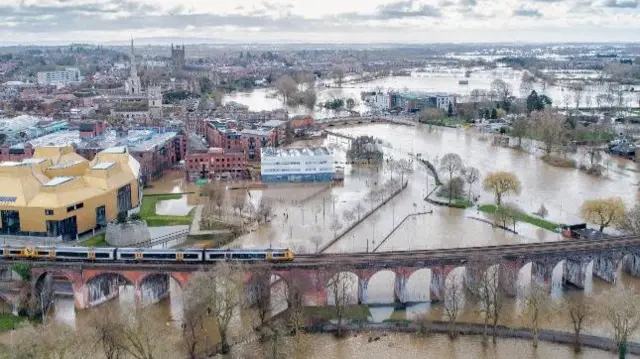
513;8;544;16
603;0;638;8
375;0;441;19
459;0;478;5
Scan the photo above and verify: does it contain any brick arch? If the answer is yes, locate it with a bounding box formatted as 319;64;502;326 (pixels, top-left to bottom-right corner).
136;272;192;290
82;269;141;286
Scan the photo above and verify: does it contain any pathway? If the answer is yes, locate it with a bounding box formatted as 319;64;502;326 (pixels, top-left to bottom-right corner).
189;205;233;237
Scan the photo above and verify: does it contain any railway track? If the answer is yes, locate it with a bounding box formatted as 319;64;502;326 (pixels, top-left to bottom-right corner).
2;236;638;271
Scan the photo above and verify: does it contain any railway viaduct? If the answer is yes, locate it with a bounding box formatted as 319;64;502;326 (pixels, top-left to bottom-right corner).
1;237;639;311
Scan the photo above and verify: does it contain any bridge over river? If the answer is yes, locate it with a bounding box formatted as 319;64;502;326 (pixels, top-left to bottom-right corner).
1;237;639;310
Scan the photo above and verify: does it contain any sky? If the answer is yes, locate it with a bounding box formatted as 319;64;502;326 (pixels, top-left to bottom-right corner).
0;0;639;44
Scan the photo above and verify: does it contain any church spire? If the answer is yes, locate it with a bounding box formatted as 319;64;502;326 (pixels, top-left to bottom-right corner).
130;38;137;78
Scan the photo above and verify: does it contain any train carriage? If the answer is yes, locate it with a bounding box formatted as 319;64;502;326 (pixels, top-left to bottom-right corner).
116;248;203;262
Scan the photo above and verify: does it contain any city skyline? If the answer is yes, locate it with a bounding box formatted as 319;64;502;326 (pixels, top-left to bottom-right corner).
1;0;640;44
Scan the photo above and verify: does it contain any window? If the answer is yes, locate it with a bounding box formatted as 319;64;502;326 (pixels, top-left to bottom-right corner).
67;206;75;213
76;203;84;210
45;209;54;216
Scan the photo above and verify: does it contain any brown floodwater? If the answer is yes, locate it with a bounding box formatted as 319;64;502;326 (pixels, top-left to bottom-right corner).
8;123;637;357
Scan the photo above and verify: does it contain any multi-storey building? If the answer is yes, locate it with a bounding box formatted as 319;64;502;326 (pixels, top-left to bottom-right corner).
25;125;185;184
0;146;141;240
260;147;334;183
37;68;82;86
185;147;249;181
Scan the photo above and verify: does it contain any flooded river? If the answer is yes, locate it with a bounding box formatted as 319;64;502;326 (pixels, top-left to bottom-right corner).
7;123;639;357
224;67;639;119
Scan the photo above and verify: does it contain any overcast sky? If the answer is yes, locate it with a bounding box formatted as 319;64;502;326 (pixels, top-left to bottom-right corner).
1;0;639;44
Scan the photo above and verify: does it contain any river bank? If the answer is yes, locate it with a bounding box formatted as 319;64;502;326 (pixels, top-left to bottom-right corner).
308;320;639;356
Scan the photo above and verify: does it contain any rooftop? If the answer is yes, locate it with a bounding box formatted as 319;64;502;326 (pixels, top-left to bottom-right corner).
27;129;179;152
261;147;331;158
91;162;115;170
44;176;74;187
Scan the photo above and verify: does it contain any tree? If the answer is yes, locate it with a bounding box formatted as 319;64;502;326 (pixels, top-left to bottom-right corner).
309;234;323;253
482;171;522;206
469;256;502;344
571;84;584;110
447;102;454;117
284;273;306;336
439;153;464;204
491;79;511;109
342;209;356;225
275;75;297;104
418;108;446;123
326;271;355;338
206;185;225;218
88;306;126;359
396;158;412;184
354;202;365;220
256;197;274;224
249;268;272;330
332;66;345;87
599;285;640;357
10;321;91;359
185;263;245;354
618;204;640;234
526;90;552;113
579;197;625;233
444;273;463;339
210;90;224;108
462;166;480;201
564;297;592;353
530;109;567;156
510;116;528;148
329;216;342;238
534;204;549;219
522;282;551;348
346;98;355;111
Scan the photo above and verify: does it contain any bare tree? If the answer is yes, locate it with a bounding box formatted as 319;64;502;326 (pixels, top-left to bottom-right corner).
256;197;274;224
598;285;640;356
329;216;343;238
469;256;502;344
332;66;345;87
354;202;365;220
285;273;306;336
232;193;247;218
571;84;584;110
522;282;551;348
396;158;413;184
530;109;567;157
88;306;126;359
462;166;480;202
185;263;245;354
342;209;356;225
11;321;91;359
250;267;273;330
510;116;529;148
439;153;464;204
309;234;323;253
326;271;355;338
491;79;511;107
618;204;640;234
564;297;593;353
444;272;463;339
275;74;297;104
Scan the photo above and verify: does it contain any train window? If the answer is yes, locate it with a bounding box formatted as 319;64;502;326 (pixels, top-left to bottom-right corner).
119;253;135;259
9;250;21;255
143;253;176;260
94;252;111;259
55;251;87;258
36;251;50;256
207;253;226;259
183;253;200;259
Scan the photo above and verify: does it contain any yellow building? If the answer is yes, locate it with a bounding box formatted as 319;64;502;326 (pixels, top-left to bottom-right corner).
0;146;141;240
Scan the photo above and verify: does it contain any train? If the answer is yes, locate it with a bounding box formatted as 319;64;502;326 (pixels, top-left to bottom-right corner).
0;245;295;263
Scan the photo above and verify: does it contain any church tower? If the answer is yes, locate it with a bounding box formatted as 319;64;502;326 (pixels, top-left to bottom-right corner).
125;39;142;95
148;85;163;119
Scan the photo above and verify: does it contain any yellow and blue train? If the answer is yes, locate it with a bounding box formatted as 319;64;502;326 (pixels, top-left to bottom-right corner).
0;245;295;263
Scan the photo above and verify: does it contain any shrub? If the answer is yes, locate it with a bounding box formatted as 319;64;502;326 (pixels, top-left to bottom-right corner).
437;176;465;199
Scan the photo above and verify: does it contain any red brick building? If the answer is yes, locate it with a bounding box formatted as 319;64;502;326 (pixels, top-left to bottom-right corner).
0;143;34;162
185;147;249;181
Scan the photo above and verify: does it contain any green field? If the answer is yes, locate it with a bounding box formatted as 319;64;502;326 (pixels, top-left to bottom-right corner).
0;314;31;332
78;233;108;247
140;194;194;227
478;204;563;231
304;305;371;322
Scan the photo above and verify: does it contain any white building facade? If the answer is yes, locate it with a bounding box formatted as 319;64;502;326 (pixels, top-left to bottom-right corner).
37;68;82;86
261;147;333;183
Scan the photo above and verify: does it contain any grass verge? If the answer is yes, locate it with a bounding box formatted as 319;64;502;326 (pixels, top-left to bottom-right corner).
140;194;194;227
478;204;563;231
78;233;108;247
0;314;33;332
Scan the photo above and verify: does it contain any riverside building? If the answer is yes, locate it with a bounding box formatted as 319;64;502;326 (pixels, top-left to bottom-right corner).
260;147;333;183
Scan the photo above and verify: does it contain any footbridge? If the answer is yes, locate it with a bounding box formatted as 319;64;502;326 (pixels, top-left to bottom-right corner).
1;236;639;310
